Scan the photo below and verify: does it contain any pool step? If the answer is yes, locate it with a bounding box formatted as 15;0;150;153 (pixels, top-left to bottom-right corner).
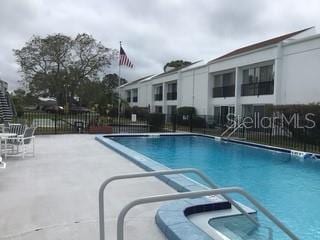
210;215;273;240
229;137;247;141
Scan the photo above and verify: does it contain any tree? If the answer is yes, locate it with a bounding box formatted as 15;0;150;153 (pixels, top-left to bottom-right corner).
14;33;117;106
101;73;127;91
163;60;192;72
11;88;38;116
75;73;127;114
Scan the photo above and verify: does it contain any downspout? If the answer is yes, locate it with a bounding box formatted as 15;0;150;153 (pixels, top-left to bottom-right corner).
192;70;195;107
274;42;283;105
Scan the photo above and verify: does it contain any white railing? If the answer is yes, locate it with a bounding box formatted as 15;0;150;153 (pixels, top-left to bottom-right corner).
99;169;299;240
117;187;299;240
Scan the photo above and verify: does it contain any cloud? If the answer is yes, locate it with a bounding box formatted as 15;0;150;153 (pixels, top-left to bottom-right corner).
0;0;319;90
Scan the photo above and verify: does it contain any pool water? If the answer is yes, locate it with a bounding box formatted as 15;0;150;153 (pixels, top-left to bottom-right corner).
209;215;272;239
112;135;320;239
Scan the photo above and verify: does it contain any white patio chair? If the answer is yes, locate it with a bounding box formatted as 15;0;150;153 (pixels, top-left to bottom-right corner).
6;127;37;159
8;124;25;136
0;157;6;169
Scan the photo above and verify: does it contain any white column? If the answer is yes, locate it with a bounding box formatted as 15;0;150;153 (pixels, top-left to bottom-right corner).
150;84;154;112
177;72;182;108
207;66;213;115
274;43;283;105
162;82;167;114
234;67;242;116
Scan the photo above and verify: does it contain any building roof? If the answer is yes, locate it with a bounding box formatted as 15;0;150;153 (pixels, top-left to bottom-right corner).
209;27;313;63
150;60;202;80
119;74;154;88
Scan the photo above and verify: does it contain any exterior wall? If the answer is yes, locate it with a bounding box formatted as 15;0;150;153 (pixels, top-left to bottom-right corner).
280;36;320;104
119;32;320;117
180;66;209;115
208;47;278;116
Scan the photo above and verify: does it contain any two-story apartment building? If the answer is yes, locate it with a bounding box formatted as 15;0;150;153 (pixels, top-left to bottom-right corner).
119;27;320;121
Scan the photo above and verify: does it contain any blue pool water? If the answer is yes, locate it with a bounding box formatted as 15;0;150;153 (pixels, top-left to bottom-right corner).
112;135;320;239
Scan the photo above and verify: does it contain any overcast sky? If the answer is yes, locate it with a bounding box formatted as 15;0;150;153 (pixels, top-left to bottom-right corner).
0;0;319;90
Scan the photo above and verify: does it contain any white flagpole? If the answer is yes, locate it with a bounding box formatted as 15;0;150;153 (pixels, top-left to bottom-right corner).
117;41;122;132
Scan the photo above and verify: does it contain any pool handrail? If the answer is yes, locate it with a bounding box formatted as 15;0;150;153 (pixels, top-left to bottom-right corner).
117;186;299;240
98;168;258;240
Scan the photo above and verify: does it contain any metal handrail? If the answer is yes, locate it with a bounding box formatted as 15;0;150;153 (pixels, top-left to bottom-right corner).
117;187;299;240
227;122;245;138
221;119;245;138
221;117;241;137
221;124;234;137
98;168;258;240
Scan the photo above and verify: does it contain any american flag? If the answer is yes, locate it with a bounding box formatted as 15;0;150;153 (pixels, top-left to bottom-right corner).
119;46;133;68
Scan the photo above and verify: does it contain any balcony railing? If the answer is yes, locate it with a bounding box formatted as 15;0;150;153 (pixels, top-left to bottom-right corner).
167;92;177;100
212;85;235;98
241;81;274;96
132;96;138;102
154;94;163;101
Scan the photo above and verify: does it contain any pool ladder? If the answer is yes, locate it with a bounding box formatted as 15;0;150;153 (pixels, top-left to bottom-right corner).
221;119;246;139
98;168;299;240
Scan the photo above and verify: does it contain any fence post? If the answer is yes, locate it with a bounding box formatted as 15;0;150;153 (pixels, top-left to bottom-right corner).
54;113;57;134
118;113;121;134
189;113;193;133
303;126;307;152
172;114;176;132
269;126;272;145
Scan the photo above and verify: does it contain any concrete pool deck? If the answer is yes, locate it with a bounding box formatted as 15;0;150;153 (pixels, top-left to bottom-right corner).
0;134;174;240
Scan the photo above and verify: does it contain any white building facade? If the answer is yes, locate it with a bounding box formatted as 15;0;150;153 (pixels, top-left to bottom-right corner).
120;27;320;120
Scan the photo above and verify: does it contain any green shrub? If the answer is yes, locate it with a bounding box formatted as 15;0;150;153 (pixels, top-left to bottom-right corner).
177;106;196;115
192;116;207;128
148;113;165;132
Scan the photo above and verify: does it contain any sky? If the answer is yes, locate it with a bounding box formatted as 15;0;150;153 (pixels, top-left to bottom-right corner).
0;0;319;91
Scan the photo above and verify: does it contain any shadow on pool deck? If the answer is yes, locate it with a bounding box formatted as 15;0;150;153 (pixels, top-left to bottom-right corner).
0;134;174;240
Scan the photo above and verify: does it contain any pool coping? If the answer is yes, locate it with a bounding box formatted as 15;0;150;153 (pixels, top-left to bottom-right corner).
95;133;210;192
95;132;316;240
95;133;262;240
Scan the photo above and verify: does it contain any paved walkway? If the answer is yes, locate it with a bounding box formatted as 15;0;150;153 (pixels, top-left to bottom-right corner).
0;134;173;240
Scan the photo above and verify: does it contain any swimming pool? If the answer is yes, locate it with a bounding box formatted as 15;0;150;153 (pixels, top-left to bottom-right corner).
111;135;320;239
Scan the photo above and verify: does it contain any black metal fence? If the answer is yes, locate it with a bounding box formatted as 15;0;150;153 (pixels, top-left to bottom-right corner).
12;111;320;154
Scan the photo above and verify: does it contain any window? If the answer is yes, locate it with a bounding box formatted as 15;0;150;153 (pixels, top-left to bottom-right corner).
223;72;235;86
132;89;138;102
243;68;258;83
214;75;223;87
213;72;235;87
212;72;235;98
213;105;235;125
167;82;177;100
214;106;221;117
260;65;274;82
154;85;163;101
126;90;131;102
243;65;274;83
241;64;274;96
167;82;177;93
242;105;266;117
155;106;162;113
167;105;177;115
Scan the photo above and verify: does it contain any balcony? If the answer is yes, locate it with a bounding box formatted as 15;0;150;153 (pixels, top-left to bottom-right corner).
132;96;138;102
212;85;235;98
154;93;163;101
241;81;274;96
167;92;177;100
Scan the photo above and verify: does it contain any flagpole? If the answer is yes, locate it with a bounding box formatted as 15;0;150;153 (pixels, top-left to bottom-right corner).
117;41;122;133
